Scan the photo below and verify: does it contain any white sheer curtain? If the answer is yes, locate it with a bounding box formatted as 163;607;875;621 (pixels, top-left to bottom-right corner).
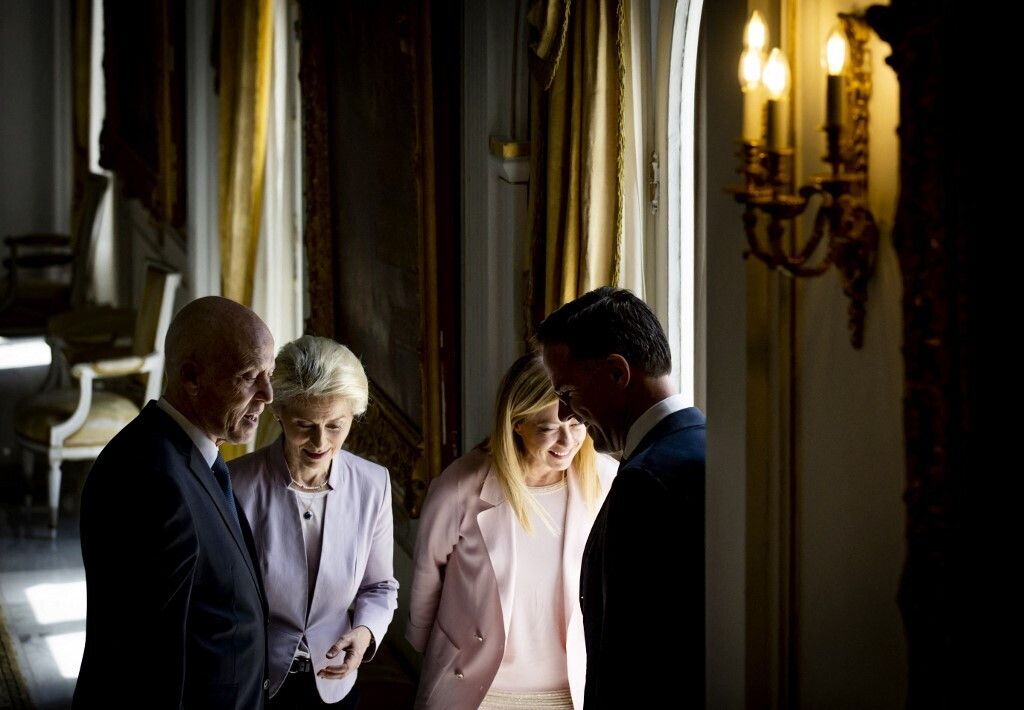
88;0;115;306
251;0;303;448
252;0;303;354
620;0;702;404
618;0;654;301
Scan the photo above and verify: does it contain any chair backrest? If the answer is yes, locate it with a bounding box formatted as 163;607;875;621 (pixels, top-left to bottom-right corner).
69;173;111;308
133;265;182;403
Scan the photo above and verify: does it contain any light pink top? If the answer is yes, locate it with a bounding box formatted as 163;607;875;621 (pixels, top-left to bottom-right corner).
490;477;570;692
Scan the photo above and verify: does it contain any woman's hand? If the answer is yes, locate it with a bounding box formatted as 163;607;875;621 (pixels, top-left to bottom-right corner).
317;626;374;680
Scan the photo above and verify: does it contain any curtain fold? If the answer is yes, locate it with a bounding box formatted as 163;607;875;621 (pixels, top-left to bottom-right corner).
218;0;274;461
218;0;274;306
618;0;651;299
526;0;624;331
72;0;92;239
252;0;304;450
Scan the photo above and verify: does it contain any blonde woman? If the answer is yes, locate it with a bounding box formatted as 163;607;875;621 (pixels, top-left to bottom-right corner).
231;336;398;709
407;354;617;709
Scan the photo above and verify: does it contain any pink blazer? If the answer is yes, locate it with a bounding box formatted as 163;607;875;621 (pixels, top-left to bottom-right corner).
406;448;617;709
231;438;398;704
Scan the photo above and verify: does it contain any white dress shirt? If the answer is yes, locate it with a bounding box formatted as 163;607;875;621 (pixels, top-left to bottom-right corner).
622;393;690;460
156;397;219;467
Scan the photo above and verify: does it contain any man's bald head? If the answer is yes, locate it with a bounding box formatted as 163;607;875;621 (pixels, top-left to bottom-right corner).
165;297;272;379
163;297;275;445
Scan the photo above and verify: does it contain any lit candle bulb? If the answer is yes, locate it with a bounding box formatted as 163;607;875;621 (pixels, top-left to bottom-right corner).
763;48;790;150
739;49;764;142
744;10;767;51
739;11;767;142
825;27;848;128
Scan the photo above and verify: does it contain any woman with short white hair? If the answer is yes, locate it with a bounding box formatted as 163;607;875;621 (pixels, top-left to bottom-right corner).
232;335;398;709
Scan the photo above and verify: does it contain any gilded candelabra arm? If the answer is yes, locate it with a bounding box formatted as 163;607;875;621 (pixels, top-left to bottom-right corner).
761;190;840;279
740;204;773;265
831;196;879;348
735;140;771;196
786;200;835;277
739;192;814;271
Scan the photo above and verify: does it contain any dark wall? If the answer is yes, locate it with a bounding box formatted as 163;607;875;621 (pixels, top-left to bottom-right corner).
326;0;425;426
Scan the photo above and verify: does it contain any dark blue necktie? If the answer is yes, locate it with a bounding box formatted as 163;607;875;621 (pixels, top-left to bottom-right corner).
211;455;241;532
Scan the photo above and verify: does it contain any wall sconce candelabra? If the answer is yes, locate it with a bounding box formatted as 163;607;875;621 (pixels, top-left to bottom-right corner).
729;12;879;349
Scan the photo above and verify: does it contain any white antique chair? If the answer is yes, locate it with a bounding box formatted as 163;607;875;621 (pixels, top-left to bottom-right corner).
15;266;180;537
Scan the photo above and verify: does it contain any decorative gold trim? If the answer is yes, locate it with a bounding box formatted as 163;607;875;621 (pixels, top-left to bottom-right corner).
345;380;426;517
841;13;872;185
414;0;443;519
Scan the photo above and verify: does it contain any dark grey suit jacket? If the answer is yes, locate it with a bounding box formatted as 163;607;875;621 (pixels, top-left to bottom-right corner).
580;407;706;709
74;402;268;709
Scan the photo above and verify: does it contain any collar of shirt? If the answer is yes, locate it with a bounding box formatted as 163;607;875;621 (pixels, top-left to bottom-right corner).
622;393;690;460
157;397;220;469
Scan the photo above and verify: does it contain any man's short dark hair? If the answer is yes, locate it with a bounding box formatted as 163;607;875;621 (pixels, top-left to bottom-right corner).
535;286;672;376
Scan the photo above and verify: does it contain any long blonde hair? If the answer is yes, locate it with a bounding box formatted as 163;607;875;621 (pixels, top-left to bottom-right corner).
487;353;601;531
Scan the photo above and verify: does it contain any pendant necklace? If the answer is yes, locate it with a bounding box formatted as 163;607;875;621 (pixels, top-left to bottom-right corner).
297;493;316;520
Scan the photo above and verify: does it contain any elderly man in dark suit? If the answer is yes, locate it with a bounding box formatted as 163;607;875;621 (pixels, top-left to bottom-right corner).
537;286;707;709
74;297;274;710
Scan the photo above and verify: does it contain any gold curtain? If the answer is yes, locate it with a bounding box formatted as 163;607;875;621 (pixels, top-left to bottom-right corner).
526;0;624;330
218;0;273;461
218;0;273;306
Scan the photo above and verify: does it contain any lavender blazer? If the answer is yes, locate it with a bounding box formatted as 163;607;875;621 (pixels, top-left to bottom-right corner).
231;438;398;704
407;448;617;709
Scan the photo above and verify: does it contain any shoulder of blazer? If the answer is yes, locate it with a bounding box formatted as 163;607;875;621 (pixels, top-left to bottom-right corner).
92;402;191;479
137;401;198;459
339;448;389;479
228;441;281;501
337;449;391;501
420;447;492;519
85;404;197;529
623;407;706;468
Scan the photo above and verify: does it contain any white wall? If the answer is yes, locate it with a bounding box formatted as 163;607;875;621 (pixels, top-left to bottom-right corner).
461;0;531;450
185;0;220;301
792;1;906;705
700;1;751;705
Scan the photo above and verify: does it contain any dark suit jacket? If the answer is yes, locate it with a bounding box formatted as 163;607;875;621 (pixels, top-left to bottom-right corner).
580;407;706;709
73;402;268;710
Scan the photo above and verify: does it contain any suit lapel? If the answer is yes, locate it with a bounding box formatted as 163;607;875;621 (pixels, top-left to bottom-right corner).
143;402;265;601
238;505;269;617
185;447;264;599
476;465;517;638
309;450;346;623
266;438;309;622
